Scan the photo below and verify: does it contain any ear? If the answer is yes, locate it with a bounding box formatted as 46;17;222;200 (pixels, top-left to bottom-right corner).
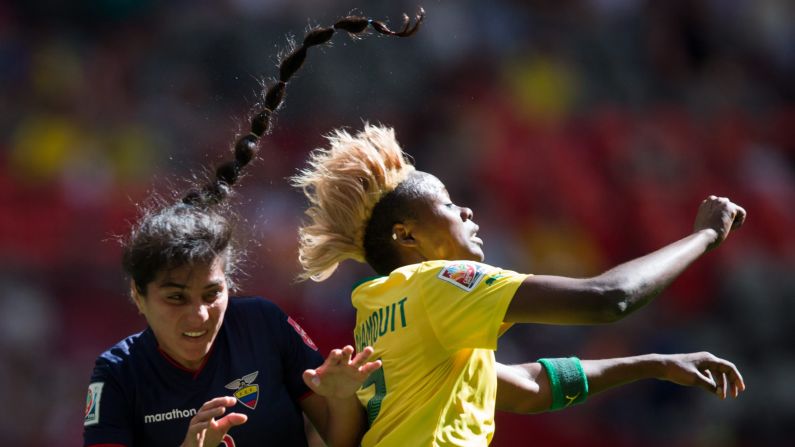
129;280;146;315
391;223;417;248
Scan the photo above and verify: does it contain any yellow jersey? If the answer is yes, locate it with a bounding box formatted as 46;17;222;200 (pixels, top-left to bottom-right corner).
352;260;528;447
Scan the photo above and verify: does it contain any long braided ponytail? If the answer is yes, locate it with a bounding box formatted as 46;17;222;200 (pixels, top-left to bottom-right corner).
123;9;424;293
182;8;425;207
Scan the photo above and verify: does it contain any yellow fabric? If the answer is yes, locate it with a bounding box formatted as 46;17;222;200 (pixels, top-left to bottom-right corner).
352;260;528;447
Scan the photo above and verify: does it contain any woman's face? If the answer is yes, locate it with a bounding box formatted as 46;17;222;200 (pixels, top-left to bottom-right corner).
133;256;228;371
403;172;484;262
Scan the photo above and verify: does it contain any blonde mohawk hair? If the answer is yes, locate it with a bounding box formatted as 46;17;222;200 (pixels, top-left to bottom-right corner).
292;124;415;281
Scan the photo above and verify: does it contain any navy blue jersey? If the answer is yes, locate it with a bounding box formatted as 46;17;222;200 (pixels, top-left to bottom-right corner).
83;297;323;447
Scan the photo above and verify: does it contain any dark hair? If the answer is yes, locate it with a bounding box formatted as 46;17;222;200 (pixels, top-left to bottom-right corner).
363;171;429;275
123;9;425;293
123;203;237;294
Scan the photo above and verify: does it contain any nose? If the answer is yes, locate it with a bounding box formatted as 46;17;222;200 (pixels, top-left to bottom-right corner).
187;302;210;324
460;206;473;221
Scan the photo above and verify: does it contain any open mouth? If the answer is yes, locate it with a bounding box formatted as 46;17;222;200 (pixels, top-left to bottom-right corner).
183;330;208;338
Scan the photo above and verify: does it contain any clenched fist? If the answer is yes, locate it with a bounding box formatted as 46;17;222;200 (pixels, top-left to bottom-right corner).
693;196;746;251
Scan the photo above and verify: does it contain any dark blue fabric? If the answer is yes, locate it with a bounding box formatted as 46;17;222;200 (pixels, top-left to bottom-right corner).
83;297;323;447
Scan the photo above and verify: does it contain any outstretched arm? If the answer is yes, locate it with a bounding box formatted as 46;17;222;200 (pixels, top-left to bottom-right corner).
300;346;381;447
496;352;745;414
505;196;746;324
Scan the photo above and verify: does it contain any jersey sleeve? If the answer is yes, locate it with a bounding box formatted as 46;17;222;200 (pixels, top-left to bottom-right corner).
419;261;527;352
263;302;324;402
83;357;133;447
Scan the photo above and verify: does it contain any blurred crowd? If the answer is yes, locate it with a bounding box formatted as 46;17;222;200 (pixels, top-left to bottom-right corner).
0;0;793;445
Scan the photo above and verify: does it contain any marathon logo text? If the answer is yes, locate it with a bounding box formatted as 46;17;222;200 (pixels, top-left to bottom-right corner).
144;407;198;424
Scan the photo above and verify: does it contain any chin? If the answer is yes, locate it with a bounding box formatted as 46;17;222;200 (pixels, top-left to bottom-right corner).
465;251;485;262
182;345;211;360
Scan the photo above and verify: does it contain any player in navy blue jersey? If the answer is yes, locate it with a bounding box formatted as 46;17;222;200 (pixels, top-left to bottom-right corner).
83;10;425;447
84;288;375;447
82;190;382;447
83;220;380;447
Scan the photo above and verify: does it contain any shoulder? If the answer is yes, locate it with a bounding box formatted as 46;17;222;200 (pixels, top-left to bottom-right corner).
228;297;320;355
89;331;150;392
387;260;450;281
94;331;147;369
226;296;288;320
422;260;521;278
410;260;497;276
224;296;301;343
356;261;500;293
413;260;526;294
418;260;493;282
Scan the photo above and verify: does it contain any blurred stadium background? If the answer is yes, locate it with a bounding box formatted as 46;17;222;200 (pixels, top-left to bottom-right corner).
1;0;793;445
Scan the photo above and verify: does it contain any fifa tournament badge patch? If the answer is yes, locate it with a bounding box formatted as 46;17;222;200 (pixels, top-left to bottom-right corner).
225;371;260;410
288;316;318;351
84;382;104;426
437;262;486;291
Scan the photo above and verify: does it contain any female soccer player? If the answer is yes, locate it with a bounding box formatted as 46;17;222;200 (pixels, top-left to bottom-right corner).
84;210;380;446
84;12;423;447
291;124;747;446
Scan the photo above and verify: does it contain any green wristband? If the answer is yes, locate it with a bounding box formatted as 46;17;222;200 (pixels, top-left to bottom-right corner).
537;357;589;411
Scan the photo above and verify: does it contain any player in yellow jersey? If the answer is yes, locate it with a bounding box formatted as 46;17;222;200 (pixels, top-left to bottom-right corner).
291;124;746;446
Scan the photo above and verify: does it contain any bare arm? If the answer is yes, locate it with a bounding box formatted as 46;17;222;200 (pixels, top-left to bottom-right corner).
496;352;745;414
301;394;365;447
505;196;746;324
300;346;381;447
